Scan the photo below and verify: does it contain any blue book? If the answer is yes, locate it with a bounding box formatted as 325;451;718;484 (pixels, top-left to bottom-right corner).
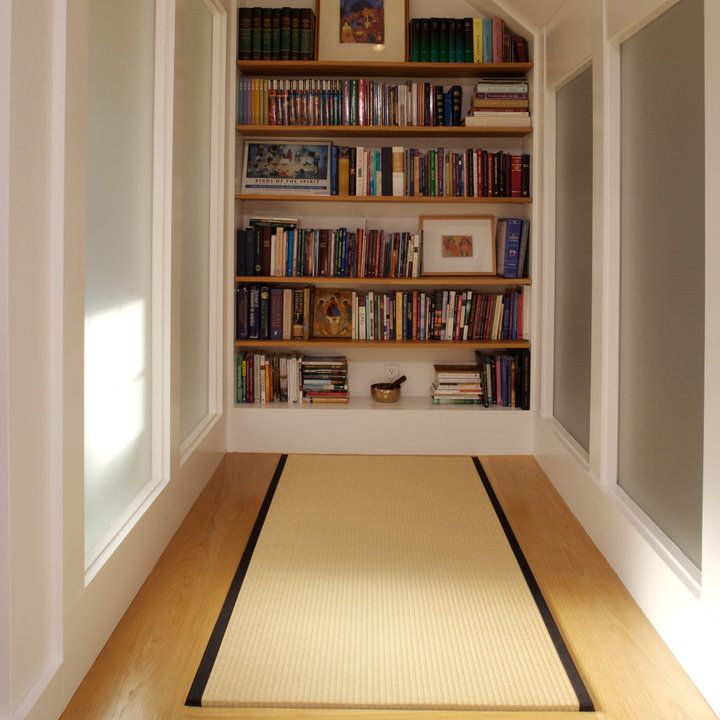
236;285;249;339
503;218;523;278
482;19;492;63
248;284;260;339
330;145;339;195
443;92;452;126
286;228;294;275
243;229;254;276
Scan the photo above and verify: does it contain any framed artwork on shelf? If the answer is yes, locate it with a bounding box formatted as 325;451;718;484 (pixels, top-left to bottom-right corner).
316;0;407;62
240;140;331;195
420;215;496;276
312;288;354;338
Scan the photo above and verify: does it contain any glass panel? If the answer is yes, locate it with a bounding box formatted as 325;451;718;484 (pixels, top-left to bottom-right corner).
84;0;156;556
554;66;593;452
176;0;213;441
619;0;704;566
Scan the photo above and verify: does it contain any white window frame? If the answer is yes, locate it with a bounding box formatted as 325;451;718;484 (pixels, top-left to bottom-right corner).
178;0;227;464
84;0;176;578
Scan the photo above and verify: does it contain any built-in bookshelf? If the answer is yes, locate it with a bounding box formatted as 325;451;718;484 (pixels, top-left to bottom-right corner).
232;4;534;416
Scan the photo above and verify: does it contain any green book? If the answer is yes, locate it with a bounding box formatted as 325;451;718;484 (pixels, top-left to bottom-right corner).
237;8;252;60
439;18;449;62
299;8;313;60
462;18;473;62
409;19;420;61
429;149;436;195
280;7;291;61
419;18;430;62
261;8;272;60
429;18;439;63
251;6;262;60
290;8;301;61
271;8;281;60
447;19;456;63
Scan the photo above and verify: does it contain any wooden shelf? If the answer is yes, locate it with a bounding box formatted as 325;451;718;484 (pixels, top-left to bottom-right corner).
236;193;532;204
235;339;530;349
234;275;531;287
237;60;533;78
236;124;532;138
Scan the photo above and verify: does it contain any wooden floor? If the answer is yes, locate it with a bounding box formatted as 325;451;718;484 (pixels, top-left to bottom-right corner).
60;454;717;720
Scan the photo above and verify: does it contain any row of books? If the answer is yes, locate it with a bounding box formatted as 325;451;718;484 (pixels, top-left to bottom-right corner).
431;352;530;408
237;7;315;61
236;78;464;127
325;146;530;198
475;350;531;409
236;223;422;279
235;285;528;342
235;352;349;404
408;17;529;64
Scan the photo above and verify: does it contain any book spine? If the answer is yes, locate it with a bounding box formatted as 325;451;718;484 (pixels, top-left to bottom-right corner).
271;8;281;60
238;8;252;61
381;146;393;196
463;18;473;62
517;220;530;278
392;146;404;197
236;228;246;276
503;218;522;278
410;19;421;61
521;154;530;197
482;18;493;63
299;8;313;60
261;8;272;59
236;285;249;339
439;18;449;62
290;8;301;61
280;7;291;61
419;18;430;62
251;7;262;60
270;287;283;339
259;285;271;339
492;17;503;63
291;288;304;339
429;17;440;62
248;284;260;339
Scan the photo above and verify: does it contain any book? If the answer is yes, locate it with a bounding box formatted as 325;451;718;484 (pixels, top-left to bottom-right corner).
270;287;283;339
271;8;281;60
290;8;301;61
238;8;252;60
463;18;473;62
251;7;262;60
472;17;483;62
392;146;404;196
280;7;291;60
502;218;523;278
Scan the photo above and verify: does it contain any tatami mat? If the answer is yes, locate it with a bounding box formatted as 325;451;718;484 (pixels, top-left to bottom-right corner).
193;455;590;711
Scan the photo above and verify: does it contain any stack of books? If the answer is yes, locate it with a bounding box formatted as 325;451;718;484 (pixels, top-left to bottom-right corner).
237;7;316;61
301;356;349;403
465;78;530;128
431;364;484;405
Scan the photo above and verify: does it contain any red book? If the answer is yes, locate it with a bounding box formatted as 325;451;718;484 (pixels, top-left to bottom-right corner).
511;155;522;197
492;18;504;63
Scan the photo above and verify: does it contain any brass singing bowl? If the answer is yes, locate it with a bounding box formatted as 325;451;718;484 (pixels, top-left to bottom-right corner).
370;382;401;403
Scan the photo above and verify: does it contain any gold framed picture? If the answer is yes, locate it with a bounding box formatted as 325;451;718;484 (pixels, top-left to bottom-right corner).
312;288;354;338
420;215;497;276
316;0;407;62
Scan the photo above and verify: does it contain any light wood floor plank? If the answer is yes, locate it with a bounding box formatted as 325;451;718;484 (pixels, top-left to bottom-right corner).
480;455;716;720
59;454;715;720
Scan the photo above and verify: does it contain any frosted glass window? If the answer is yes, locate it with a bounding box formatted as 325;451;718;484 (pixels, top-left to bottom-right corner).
554;67;593;452
619;0;704;567
84;0;156;556
177;0;213;441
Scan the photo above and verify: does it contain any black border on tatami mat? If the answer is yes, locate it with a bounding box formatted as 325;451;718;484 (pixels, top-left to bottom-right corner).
185;454;288;707
472;456;595;712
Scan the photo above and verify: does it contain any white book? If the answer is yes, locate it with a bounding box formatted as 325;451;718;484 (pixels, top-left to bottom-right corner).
465;114;531;128
446;290;456;341
358;303;366;340
356;147;365;196
282;288;293;339
368;291;375;340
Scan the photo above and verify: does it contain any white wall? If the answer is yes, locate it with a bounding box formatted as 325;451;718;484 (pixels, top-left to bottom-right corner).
538;0;720;714
0;0;233;718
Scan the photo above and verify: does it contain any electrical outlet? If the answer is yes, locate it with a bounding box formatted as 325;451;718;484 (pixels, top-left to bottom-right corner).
385;363;399;382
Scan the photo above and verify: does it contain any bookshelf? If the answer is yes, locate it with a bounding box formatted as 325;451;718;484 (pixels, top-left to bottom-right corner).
231;1;536;426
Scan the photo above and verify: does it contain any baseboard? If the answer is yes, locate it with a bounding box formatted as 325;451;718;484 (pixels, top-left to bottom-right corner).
533;414;720;716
